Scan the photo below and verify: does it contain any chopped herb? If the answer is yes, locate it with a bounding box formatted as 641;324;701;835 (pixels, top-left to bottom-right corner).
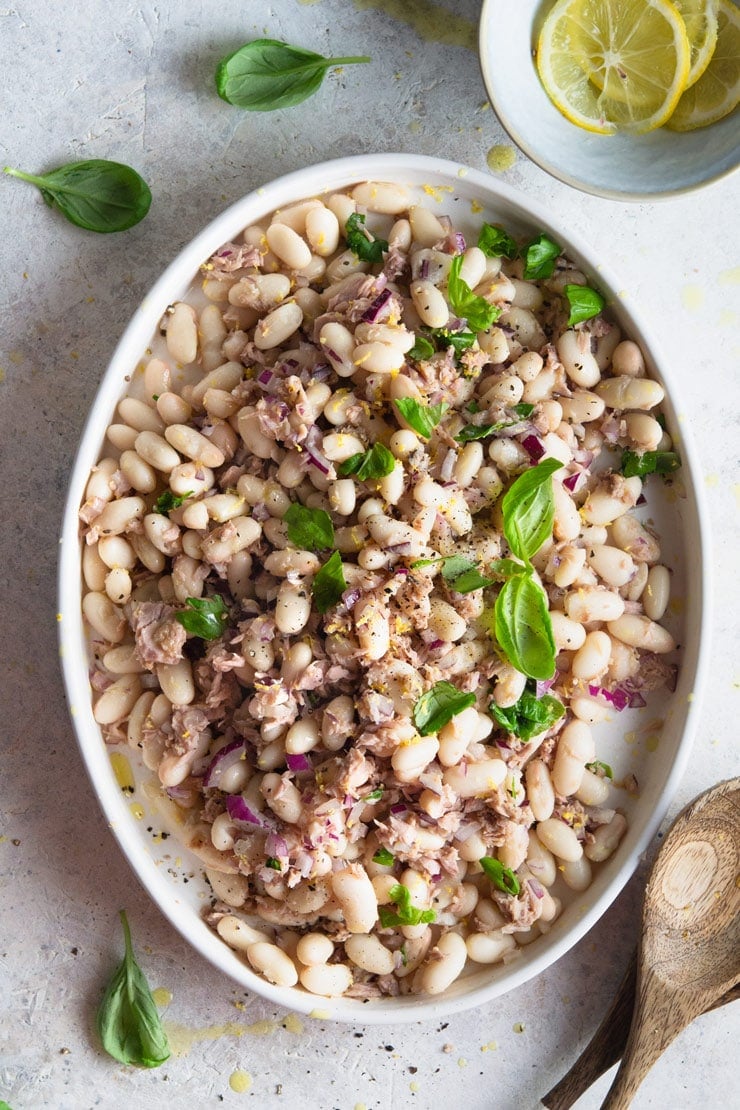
4;160;152;234
480;857;521;897
378;884;436;928
430;326;477;355
215;38;370;111
413;680;477;736
152;489;193;515
411;553;494;593
372;847;395;866
96;910;170;1068
362;786;384;802
393;397;449;439
467;401;481;414
502;458;562;564
513;402;535;418
487;557;531;579
312;550;346;614
175;595;229;641
522;233;561;280
620;449;681;478
400;942;408;967
408;334;435;361
447;254;501;331
563;283;605;326
337;441;396;480
478;222;519;260
265;857;282;870
455;402;534;444
345;212;388;263
284;502;334;550
586;760;614;780
489;687;565;741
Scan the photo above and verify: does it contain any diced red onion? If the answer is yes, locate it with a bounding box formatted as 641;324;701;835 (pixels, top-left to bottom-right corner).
628;690;647;708
286;753;312;773
420;259;430;280
453;821;480;843
265;832;289;858
427;639;446;651
251;502;270;522
257;368;275;388
305;446;331;476
522;434;546;461
360;288;393;323
394;566;409;576
453;231;466;253
203;739;246;789
342;586;362;609
587;684;631;711
226;794;264;826
535;678;556;698
165;784;193;803
563;472;583;493
528;878;545;900
636;493;647;506
390;803;407;814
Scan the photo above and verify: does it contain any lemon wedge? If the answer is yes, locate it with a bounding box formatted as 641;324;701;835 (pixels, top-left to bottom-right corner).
672;0;720;87
536;0;691;134
667;0;740;129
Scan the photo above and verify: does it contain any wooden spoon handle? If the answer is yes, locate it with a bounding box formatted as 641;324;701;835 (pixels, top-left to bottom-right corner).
541;958;739;1110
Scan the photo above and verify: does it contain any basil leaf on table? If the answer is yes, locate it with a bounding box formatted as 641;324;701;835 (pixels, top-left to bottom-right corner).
522;233;561;280
563;283;605;326
215;38;370;111
4;160;152;233
284;502;334;550
96;910;170;1068
312;550;346;614
494;573;556;681
175;595;229;640
480;857;521;897
620;449;681;478
345;212;388;262
501;458;562;563
337;441;395;480
490;688;565;741
477;222;519;260
447;254;500;331
393;397;449;439
413;680;477;735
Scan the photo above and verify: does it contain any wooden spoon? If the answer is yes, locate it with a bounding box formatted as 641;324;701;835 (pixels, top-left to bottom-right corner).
597;777;740;1108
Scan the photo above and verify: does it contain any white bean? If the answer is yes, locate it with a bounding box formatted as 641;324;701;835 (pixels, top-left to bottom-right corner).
572;630;612;681
585;813;627;862
557;329;601;388
536;818;583;862
525;760;555;822
93;674;142;724
351;181;410;214
606;614;675;653
643;565;670;621
156;658;195;705
216;915;269;952
595;376;664;411
410;279;449;328
331;866;378;934
442;758;507;798
551;720;595;796
247;941;299;987
254;301;303;350
83;591;126;643
299;962;353;997
165;302;198;364
420;931;467;995
564;586;625;624
465;930;517;964
275;582;311;635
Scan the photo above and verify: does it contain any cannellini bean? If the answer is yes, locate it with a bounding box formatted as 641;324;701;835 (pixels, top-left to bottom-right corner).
428;597;467;643
94;496;146;537
165;302;198;364
561;855;593;892
610;514;661;563
409;204;446;246
551;720;595;796
585;813;627;862
353;340;405;373
331;865;378;933
525;760;555;822
104;566;132;604
437;706;479;767
564;586;626;624
354;595;390;660
643;565;670;621
93;674;142;724
261;773;303;824
587;544;636;588
607;614;675;653
612;340;645;377
134;430;181;473
253;301;303;350
296;932;334;967
557;329;601;388
201;516;261;563
344;933;395;975
624;412;663;451
581;476;642;525
156;658;195;705
526;830;557;886
465;930;516;964
410;279;449;328
205;869;248;908
559;390;606;424
420;931;467;995
118;396;165;434
216;915;270;952
550;610;587;651
82;544;108;591
392;735;440;781
352;181;410;214
265;222;312;269
275;581;311;635
247;941;299;987
83;591;126;642
576;768;611;807
156;391;192;426
443;758;507;798
299;962;353;997
572;630;612;681
595;376;664;411
305;205;340;256
536;818;583;862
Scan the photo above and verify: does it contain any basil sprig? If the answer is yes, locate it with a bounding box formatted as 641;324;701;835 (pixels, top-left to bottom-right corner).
480;857;521;897
215;39;370;110
413;680;476;735
490;686;565;741
4;160;152;233
522;233;561;280
502;458;562;563
337;442;395;480
478;222;519;260
378;884;436;928
393;397;449;439
175;595;229;640
96;910;171;1068
312;550;346;614
284;502;334;550
564;283;605;326
447;254;500;331
345;213;388;263
620;449;680;478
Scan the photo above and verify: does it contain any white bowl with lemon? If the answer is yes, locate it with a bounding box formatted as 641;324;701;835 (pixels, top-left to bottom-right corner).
479;0;739;199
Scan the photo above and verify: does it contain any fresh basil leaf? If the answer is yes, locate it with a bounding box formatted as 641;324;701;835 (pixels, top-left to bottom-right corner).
284;502;334;550
337;441;396;480
393;397;449;439
363;786;384;802
455;403;533;443
620;449;681;478
490;689;565;741
378;884;436;927
564;283;605;326
265;857;282;870
442;556;495;594
312;550;346;614
494;574;556;680
488;557;531;579
372;847;395;866
175;595;229;640
413;680;477;736
522;233;561;280
480;856;521;897
4;160;152;233
502;458;562;563
96;910;170;1068
408;334;435;361
430;327;477;355
586;760;614;780
345;212;388;263
215;38;370;111
513;402;534;418
447;254;501;331
152;489;193;515
478;222;519;260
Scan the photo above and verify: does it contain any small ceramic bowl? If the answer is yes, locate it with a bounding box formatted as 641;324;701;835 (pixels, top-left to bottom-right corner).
478;0;740;200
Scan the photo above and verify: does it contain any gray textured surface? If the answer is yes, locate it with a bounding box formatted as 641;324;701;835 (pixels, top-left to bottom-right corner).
1;2;738;1108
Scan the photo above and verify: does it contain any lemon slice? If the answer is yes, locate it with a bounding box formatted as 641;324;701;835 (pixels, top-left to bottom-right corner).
667;0;740;129
536;0;691;134
672;0;719;87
